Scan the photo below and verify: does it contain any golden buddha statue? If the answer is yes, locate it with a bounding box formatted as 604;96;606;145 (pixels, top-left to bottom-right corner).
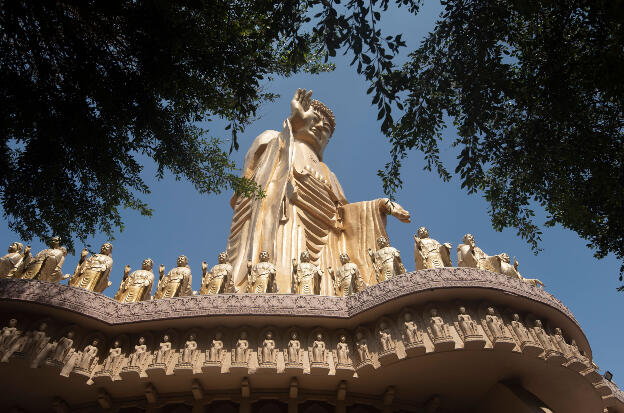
153;255;193;299
328;253;366;297
20;236;68;282
368;236;406;282
0;242;27;278
414;227;452;270
68;243;113;292
225;89;410;294
292;250;322;295
113;259;155;303
199;252;234;295
246;251;278;293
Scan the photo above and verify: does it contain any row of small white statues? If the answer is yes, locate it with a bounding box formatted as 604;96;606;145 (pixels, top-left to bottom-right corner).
0;228;543;302
0;305;590;379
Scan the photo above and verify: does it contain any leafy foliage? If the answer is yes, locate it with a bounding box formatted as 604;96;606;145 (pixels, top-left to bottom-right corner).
381;0;624;280
0;0;330;250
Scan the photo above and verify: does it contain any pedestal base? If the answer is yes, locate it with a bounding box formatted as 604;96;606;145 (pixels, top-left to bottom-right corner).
565;357;589;373
146;363;168;377
309;362;329;375
582;368;603;383
433;339;455;352
284;362;304;375
354;359;375;375
120;366;142;380
335;363;355;378
462;335;486;350
201;361;222;374
70;367;91;380
519;341;543;357
378;350;399;365
229;362;249;375
492;337;516;351
256;363;277;374
174;362;194;375
404;342;427;357
92;370;114;384
545;350;566;365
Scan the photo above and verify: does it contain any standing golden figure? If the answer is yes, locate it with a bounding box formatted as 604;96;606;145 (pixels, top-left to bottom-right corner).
114;259;155;303
68;243;113;292
20;236;68;282
328;253;366;297
292;250;322;295
199;252;234;295
246;251;278;293
413;227;452;270
0;242;27;278
153;255;193;299
368;236;406;282
226;89;410;294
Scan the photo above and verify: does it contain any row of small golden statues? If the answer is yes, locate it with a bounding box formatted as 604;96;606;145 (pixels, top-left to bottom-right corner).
0;228;543;303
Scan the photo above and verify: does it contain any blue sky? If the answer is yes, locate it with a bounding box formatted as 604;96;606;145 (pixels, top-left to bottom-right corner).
1;0;621;382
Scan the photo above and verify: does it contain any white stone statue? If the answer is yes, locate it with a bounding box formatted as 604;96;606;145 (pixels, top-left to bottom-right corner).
68;243;114;293
403;313;423;344
76;339;99;371
428;309;451;341
102;340;122;372
234;332;249;364
336;335;350;365
328;253;366;297
247;251;278;294
457;307;480;336
208;332;224;362
20;237;68;282
292;250;322;295
128;337;148;367
153;256;193;299
414;227;452;270
368;236;406;282
485;307;508;339
378;322;394;352
355;332;370;363
154;335;172;365
511;314;531;343
182;334;198;364
311;333;326;363
225;88;410;294
200;252;234;295
49;331;75;364
287;332;301;364
531;320;554;351
260;331;276;364
0;242;27;278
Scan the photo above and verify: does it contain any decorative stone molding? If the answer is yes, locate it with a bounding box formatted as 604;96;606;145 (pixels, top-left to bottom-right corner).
0;268;578;326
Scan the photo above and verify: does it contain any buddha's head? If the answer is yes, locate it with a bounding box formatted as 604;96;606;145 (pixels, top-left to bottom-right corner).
48;236;61;249
142;258;154;271
259;251;270;262
376;236;389;249
8;242;23;254
300;250;311;263
298;98;336;160
499;253;511;264
339;253;350;264
417;227;429;239
100;243;113;256
462;234;475;247
177;255;188;268
218;252;228;263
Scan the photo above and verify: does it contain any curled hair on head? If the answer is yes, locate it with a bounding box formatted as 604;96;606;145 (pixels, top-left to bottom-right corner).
311;99;336;135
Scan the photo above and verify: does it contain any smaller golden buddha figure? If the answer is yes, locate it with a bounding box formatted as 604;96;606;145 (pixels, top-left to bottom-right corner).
292;250;322;295
20;236;68;282
68;243;113;293
199;252;234;295
246;251;278;293
114;258;155;303
328;253;365;297
153;255;193;299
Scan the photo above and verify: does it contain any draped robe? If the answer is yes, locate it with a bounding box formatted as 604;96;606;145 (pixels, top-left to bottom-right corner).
226;120;390;295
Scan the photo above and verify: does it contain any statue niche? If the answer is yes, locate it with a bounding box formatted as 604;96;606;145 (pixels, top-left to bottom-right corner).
225;88;410;294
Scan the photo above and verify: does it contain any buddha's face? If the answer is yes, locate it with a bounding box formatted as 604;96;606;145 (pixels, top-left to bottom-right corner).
142;259;154;270
266;332;273;340
9;319;17;327
240;331;247;340
100;243;113;255
138;337;145;345
487;307;495;315
500;253;510;264
177;255;188;267
259;251;269;262
377;237;389;249
417;227;429;238
163;335;169;342
300;251;310;262
513;314;520;322
340;335;346;343
215;332;222;340
92;339;99;346
463;234;475;247
339;253;350;264
189;334;196;341
459;307;466;314
8;242;21;253
291;332;298;340
67;331;74;339
404;313;412;322
48;237;61;249
114;341;120;348
430;309;438;317
299;109;332;158
218;252;228;263
316;333;323;341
